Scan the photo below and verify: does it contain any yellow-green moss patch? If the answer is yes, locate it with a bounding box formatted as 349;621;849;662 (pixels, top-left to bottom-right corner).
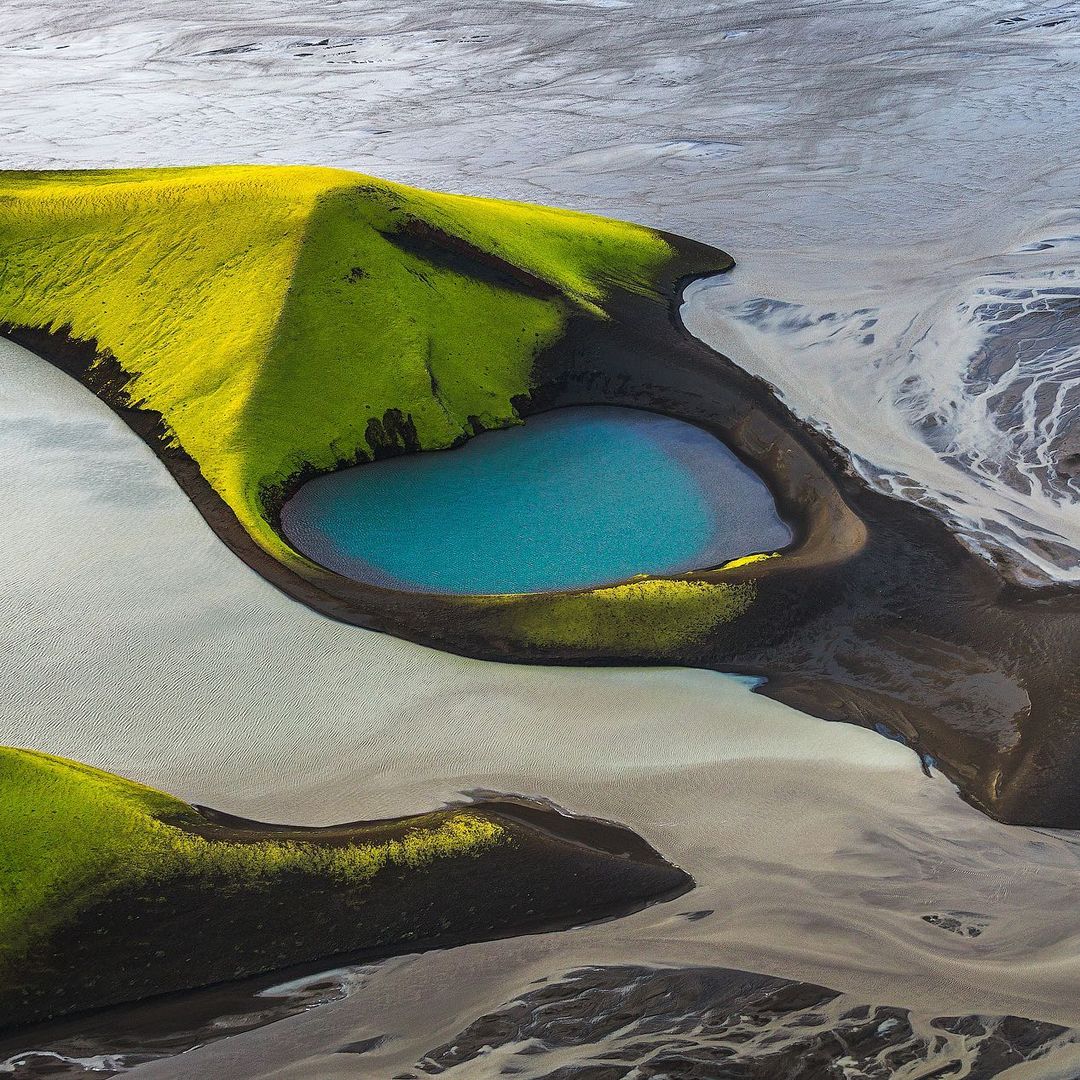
0;746;505;974
0;166;675;563
717;551;781;571
482;577;757;653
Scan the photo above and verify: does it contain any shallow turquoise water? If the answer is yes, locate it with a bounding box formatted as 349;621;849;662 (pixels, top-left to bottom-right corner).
280;406;791;594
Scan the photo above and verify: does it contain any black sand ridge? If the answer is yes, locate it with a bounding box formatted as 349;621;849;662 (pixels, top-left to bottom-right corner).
0;797;691;1031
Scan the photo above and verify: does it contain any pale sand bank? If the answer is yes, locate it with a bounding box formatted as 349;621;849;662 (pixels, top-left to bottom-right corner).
0;337;899;827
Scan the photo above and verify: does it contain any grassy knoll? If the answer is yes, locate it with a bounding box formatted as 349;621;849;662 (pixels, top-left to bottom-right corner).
0;166;675;563
0;746;691;1027
0;746;504;977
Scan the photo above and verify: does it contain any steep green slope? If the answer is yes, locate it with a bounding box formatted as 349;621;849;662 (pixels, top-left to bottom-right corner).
0;747;691;1027
0;166;675;562
0;746;504;977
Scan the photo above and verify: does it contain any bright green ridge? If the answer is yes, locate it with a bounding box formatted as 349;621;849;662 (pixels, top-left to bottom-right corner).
0;165;675;562
0;746;505;975
477;576;759;654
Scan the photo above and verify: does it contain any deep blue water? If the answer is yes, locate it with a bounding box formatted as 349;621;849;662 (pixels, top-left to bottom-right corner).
280;406;791;594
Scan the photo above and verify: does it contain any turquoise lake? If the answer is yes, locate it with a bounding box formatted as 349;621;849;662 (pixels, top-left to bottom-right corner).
280;406;791;595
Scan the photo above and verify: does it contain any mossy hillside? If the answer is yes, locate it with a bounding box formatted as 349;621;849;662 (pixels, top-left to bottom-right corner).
0;746;505;975
467;553;782;654
475;576;757;654
0;166;676;562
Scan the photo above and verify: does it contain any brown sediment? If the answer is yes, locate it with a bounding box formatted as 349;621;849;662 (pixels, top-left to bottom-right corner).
7;227;1080;828
0;796;691;1032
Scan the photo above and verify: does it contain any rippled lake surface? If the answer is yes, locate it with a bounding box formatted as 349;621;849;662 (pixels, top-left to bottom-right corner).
4;1;1080;1077
281;407;790;594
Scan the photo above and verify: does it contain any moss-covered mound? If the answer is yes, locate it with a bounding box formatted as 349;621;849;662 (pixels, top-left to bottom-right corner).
0;165;791;656
0;747;690;1029
475;569;765;652
0;166;672;563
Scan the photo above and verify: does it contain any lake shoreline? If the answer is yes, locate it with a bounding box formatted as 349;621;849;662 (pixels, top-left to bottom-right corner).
279;404;791;595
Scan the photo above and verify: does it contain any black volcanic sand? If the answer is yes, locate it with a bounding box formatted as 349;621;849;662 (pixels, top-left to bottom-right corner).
6;963;1073;1079
0;798;690;1033
6;224;1080;828
407;964;1075;1079
0;964;369;1077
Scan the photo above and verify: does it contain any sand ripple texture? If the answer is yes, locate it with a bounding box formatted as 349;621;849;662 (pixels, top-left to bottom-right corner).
3;1;1080;580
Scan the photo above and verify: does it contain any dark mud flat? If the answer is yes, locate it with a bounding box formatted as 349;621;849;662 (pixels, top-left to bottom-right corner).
0;963;375;1078
10;222;1080;829
407;965;1076;1079
0;798;690;1036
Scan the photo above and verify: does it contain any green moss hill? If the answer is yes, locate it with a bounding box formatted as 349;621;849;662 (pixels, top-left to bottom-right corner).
0;165;675;563
0;166;778;653
0;745;505;980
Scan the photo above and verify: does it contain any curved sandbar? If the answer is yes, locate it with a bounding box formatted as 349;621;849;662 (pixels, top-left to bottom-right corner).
0;747;690;1030
4;166;1080;827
